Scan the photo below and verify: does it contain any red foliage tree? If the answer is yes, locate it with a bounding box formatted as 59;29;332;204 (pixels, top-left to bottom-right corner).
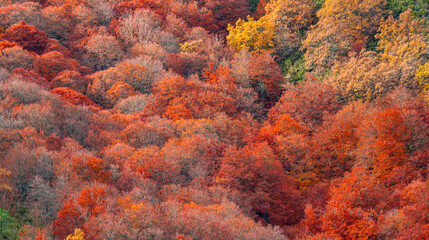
50;70;90;94
49;87;102;111
269;77;339;130
204;0;250;36
52;199;84;240
11;68;49;88
71;156;111;183
215;141;303;226
2;21;48;55
34;51;89;81
310;101;368;179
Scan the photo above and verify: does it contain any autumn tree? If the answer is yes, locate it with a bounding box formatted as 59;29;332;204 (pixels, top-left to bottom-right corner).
71;156;111;183
394;179;429;239
322;167;387;240
120;116;176;148
2;21;49;55
105;81;138;108
83;34;124;71
28;176;59;225
416;63;429;99
264;0;315;61
227;15;275;53
87;67;125;107
144;75;197;116
116;58;163;94
50;70;90;94
376;9;428;62
40;5;72;41
326;51;419;103
2;143;38;202
302;0;386;74
356;106;415;185
53;185;107;239
0;46;36;71
170;1;217;33
128;145;181;184
34;51;89;81
66;228;85;240
269;77;339;130
309;101;368;180
117;8;161;47
247;52;284;107
215;141;303;226
204;0;250;36
115;94;150;115
49;87;101;110
12;68;50;88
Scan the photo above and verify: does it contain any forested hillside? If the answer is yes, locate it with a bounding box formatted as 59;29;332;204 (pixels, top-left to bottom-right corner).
0;0;428;239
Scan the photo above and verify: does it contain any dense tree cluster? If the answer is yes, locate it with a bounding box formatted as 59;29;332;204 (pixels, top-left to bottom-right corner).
0;0;428;239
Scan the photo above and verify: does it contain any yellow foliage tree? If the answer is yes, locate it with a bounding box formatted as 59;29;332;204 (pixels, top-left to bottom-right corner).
317;0;385;37
264;0;315;59
302;0;385;74
226;16;275;53
416;63;429;97
376;9;428;62
0;168;11;191
66;228;85;240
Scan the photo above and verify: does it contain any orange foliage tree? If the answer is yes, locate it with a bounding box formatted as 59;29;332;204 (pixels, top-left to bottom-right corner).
53;186;107;239
322;167;386;240
71;156;111;183
105;81;138;108
34;51;89;81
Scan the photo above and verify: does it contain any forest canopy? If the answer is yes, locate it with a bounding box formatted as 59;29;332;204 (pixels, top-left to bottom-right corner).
0;0;428;239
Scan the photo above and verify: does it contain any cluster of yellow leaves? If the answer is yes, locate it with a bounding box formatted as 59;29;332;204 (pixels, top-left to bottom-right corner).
226;16;275;53
317;0;384;36
416;63;429;98
376;9;428;62
0;168;11;191
66;228;85;240
180;40;203;52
